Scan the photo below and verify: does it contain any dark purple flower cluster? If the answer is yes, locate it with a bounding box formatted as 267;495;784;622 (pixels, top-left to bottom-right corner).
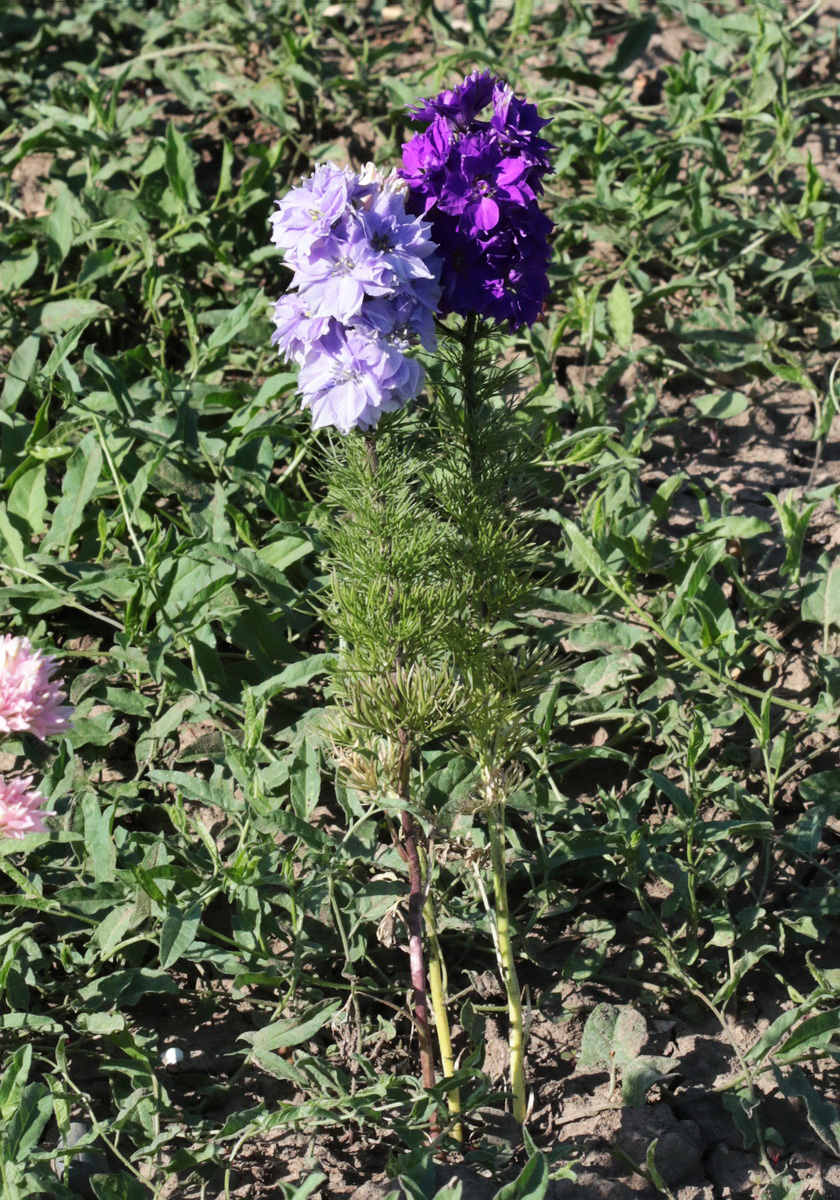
401;71;553;329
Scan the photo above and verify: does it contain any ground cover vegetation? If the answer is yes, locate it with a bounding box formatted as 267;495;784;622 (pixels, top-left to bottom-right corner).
0;1;839;1198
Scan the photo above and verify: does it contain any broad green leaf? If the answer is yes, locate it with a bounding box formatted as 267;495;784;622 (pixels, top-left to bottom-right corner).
773;1065;840;1155
286;1173;327;1200
745;1004;807;1065
3;1082;52;1163
492;1144;549;1200
0;502;25;567
204;289;264;354
1;335;39;411
612;1006;647;1064
0;247;38;292
607;281;634;349
253;806;330;852
250;653;335;699
83;346;131;414
250;1047;307;1085
511;0;533;38
695;515;771;541
91;1175;150;1200
693;391;750;419
0;1012;63;1033
802;564;840;631
41;317;97;379
41;430;102;551
8;465;48;537
622;1055;673;1107
290;738;321;820
82;791;117;883
772;359;817;394
80;969;180;1006
560;519;612;585
159;903;201;969
562;919;616;981
712;946;774;1007
577;1002;620;1071
77;1013;127;1035
95;904;141;959
646;1140;669;1193
37;299;108;333
783;797;834;857
610;14;657;72
800;771;840;803
777;1008;840;1062
165;121;199;210
46;184;74;265
257;534;314;573
241;999;342;1053
0;1044;32;1121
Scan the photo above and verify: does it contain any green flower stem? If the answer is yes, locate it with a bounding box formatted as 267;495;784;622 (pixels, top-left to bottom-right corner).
461;312;480;479
487;794;527;1125
455;314;528;1123
420;849;463;1142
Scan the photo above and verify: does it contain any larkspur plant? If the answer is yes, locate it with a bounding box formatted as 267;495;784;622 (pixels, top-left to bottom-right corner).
269;162;441;432
269;72;554;1133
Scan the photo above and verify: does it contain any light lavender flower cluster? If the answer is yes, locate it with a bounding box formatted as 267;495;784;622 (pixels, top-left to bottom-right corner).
270;163;441;433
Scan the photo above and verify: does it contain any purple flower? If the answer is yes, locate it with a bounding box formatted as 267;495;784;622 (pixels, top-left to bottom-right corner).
291;219;392;323
360;190;440;293
408;70;497;130
491;82;554;176
401;74;554;328
270;293;334;363
270;165;442;433
269;163;372;267
400;117;452;213
298;328;422;433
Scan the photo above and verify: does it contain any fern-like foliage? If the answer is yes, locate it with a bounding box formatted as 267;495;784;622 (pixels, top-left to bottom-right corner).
319;314;553;791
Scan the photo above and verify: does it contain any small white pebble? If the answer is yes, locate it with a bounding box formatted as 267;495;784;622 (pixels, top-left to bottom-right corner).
161;1047;185;1066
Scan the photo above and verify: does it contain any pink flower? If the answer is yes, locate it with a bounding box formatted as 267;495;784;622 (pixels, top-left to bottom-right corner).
0;635;72;740
0;775;53;839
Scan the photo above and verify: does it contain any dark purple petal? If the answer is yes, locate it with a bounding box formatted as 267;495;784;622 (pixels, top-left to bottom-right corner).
408;70;497;130
474;196;500;232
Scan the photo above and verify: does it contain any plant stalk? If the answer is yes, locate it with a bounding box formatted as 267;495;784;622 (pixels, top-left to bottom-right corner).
398;747;437;1095
487;795;527;1124
457;317;527;1121
421;861;463;1141
461;312;480;479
